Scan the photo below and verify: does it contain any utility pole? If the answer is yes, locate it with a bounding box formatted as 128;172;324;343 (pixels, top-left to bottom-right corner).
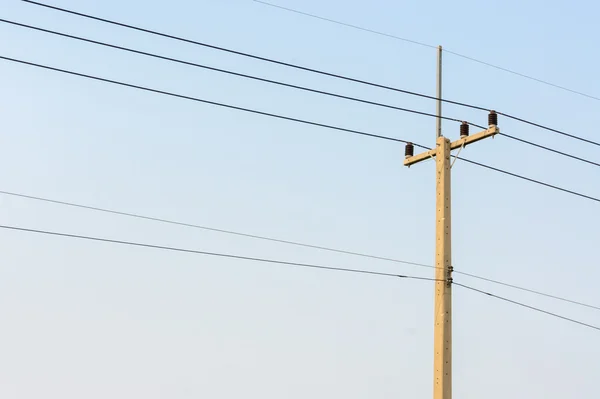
404;46;499;399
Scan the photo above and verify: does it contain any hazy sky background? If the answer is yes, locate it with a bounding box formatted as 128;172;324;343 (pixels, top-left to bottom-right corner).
0;0;599;398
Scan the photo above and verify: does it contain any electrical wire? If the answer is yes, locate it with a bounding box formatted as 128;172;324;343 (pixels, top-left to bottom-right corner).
456;271;600;312
497;111;600;147
2;54;599;204
8;2;600;328
7;226;597;333
4;226;598;334
0;18;465;125
456;156;600;203
21;0;600;148
4;19;597;170
454;282;600;332
253;0;600;103
0;190;438;271
7;19;597;170
254;0;437;49
0;224;439;281
19;1;485;111
3;189;600;313
469;122;600;169
0;55;421;148
499;133;600;168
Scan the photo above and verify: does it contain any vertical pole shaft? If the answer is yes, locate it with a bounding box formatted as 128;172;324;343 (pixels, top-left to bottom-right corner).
433;136;452;399
436;45;443;138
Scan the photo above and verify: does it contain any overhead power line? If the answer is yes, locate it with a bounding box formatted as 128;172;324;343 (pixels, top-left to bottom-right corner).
496;111;600;148
18;1;485;111
22;0;600;148
1;221;597;332
456;271;600;312
457;157;600;203
468;122;600;169
2;54;599;204
0;190;437;270
454;282;600;332
0;223;438;281
255;0;438;50
0;55;418;147
3;19;597;170
498;133;600;168
0;190;439;271
253;0;600;103
3;189;600;313
0;18;465;125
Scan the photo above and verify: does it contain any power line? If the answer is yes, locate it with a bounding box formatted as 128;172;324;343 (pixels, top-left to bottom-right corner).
18;1;484;111
467;122;600;169
3;189;600;313
22;0;600;148
0;18;465;125
499;133;600;168
454;282;600;332
456;271;600;312
4;19;597;170
457;156;600;203
253;0;600;103
255;0;438;50
497;111;600;147
0;55;420;147
2;51;595;309
8;226;596;332
10;1;600;338
0;223;439;281
2;54;599;205
0;190;438;271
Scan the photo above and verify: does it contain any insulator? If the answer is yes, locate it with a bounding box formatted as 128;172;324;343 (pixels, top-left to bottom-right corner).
405;142;414;158
460;122;469;138
488;110;498;126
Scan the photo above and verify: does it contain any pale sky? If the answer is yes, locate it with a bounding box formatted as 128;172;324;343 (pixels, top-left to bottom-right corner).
0;0;599;398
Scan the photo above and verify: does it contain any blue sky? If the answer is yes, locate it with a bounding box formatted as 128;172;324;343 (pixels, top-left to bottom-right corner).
0;0;599;398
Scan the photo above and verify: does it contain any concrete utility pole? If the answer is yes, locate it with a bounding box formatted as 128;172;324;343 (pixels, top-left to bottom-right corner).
404;46;499;399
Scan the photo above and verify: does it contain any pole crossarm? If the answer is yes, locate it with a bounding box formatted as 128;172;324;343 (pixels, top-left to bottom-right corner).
403;125;499;167
450;125;499;150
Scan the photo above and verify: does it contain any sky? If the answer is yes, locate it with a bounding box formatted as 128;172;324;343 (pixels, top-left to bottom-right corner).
0;0;599;398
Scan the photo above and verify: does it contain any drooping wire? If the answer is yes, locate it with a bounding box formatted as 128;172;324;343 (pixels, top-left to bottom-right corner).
22;0;600;147
252;0;600;103
454;282;600;332
3;189;600;313
2;54;599;204
0;224;439;281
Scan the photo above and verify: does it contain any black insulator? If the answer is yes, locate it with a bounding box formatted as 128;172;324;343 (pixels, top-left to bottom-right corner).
460;122;469;138
488;110;498;126
405;142;414;158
